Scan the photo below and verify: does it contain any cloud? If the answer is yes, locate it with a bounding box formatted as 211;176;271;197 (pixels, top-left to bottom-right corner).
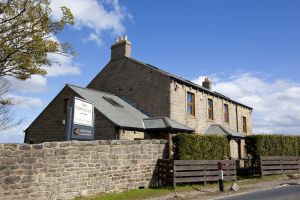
0;125;26;144
7;75;47;93
192;73;300;134
9;95;43;109
50;0;131;45
44;53;81;77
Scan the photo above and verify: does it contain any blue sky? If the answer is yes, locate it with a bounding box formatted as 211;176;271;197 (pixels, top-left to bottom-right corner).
1;0;300;143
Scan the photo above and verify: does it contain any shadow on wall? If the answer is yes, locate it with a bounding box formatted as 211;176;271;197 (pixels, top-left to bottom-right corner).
0;139;168;200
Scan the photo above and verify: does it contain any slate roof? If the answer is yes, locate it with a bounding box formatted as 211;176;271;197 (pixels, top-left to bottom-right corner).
68;84;148;130
68;85;195;133
128;57;252;110
143;117;194;133
203;124;245;138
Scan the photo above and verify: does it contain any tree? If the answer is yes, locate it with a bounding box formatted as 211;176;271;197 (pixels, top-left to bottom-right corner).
0;0;74;131
0;0;74;80
0;78;22;131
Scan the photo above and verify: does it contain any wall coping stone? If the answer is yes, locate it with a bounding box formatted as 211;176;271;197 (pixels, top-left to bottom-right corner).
0;139;168;150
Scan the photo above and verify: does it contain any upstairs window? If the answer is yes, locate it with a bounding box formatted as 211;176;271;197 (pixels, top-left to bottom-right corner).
186;92;195;116
63;98;69;114
208;98;214;120
224;104;229;123
243;116;247;133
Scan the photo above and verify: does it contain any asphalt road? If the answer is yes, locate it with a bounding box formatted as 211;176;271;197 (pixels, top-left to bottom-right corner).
214;185;300;200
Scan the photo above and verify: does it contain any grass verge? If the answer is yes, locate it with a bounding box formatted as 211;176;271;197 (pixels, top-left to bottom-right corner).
74;175;287;200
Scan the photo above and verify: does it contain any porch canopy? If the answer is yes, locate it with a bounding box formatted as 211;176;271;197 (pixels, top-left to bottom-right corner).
143;117;195;133
204;124;245;139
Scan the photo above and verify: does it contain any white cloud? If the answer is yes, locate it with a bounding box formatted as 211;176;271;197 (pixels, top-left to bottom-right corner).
9;95;43;109
83;32;103;46
50;0;131;45
0;125;26;144
44;53;81;77
7;75;47;93
192;73;300;134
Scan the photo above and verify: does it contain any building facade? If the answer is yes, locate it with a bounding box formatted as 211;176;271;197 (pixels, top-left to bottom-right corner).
25;37;253;159
88;38;253;135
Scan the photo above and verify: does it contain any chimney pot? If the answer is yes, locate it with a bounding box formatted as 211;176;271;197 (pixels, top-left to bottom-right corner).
111;35;132;60
202;77;212;90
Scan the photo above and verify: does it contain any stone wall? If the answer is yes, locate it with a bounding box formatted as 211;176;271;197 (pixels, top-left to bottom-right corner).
0;140;167;200
170;80;253;134
25;87;118;144
24;87;75;144
87;57;171;117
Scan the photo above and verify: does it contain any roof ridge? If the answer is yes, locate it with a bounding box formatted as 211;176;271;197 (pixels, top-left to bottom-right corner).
66;84;117;97
127;57;252;110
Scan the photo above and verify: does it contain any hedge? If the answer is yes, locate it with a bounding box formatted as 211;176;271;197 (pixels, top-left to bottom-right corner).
173;133;229;160
245;135;300;158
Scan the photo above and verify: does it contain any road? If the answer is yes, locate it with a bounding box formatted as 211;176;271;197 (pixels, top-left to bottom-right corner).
214;185;300;200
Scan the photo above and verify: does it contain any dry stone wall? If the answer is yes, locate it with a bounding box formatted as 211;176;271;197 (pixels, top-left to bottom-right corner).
0;140;167;200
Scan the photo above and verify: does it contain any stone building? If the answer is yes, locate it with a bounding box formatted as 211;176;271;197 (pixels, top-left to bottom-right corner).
25;36;253;159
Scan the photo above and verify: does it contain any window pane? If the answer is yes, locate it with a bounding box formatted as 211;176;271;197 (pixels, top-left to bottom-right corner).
224;104;229;123
208;99;213;120
186;92;195;116
243;116;247;133
187;105;192;114
187;93;193;103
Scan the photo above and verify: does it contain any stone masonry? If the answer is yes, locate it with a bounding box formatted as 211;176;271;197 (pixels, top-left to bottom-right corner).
170;80;253;134
0;140;167;200
25;87;117;144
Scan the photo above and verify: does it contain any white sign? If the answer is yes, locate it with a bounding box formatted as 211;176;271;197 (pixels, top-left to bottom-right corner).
73;98;94;126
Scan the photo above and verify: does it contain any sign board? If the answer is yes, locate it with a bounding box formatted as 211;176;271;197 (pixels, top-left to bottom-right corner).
74;98;94;126
66;97;94;141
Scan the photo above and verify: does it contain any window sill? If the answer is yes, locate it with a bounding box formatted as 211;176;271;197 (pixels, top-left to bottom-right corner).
186;114;196;119
207;119;214;123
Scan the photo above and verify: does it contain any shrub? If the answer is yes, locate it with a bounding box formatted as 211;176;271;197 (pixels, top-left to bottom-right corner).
173;133;229;160
245;135;300;158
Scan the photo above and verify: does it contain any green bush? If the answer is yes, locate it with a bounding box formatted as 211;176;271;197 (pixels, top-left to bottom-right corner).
245;135;300;158
173;133;229;160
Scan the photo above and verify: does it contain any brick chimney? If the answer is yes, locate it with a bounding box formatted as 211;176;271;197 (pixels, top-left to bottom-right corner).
202;77;212;90
111;35;131;60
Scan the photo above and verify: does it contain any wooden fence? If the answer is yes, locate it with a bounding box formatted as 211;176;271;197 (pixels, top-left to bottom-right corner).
260;156;300;176
158;159;236;187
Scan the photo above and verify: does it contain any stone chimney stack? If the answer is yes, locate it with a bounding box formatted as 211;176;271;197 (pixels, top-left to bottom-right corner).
202;77;212;90
111;35;131;60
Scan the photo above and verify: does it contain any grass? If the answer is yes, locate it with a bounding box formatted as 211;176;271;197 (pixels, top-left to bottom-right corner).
74;184;215;200
74;175;287;200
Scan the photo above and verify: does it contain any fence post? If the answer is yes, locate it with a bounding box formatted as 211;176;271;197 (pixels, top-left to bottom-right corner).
280;157;283;174
218;162;224;192
172;160;176;189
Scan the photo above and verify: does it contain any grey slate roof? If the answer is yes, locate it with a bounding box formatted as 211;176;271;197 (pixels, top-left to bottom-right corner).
204;124;245;138
68;85;195;133
143;117;194;133
68;84;148;129
128;57;252;110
